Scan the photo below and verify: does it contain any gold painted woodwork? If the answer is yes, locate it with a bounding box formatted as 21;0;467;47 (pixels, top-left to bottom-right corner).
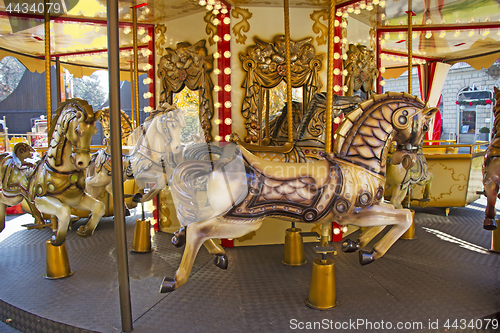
310;9;328;46
98;107;133;146
492;227;500;252
203;12;218;46
400;210;416;240
157;40;214;142
231;7;253;45
155;24;167;56
132;219;152;253
343;44;379;98
239;35;324;144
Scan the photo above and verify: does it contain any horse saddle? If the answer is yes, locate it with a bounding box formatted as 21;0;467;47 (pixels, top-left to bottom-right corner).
239;145;330;188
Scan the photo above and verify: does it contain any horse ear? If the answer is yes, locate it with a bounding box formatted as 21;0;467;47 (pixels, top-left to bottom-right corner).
94;110;103;121
424;107;439;119
76;111;83;120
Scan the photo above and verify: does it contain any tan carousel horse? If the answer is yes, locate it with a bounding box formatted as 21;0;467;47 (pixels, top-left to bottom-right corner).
0;98;104;245
160;92;438;292
385;144;432;209
482;87;500;230
85;103;186;204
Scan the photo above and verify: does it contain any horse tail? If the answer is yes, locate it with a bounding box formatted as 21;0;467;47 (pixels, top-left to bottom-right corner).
172;144;241;225
171;160;213;225
183;142;223;161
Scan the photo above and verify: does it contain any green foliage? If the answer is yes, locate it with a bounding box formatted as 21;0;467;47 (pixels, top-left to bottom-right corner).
480;126;490;133
173;87;201;143
70;72;108;109
0;56;26;103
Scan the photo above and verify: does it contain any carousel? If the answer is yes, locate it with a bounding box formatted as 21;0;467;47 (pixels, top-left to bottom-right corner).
0;0;499;332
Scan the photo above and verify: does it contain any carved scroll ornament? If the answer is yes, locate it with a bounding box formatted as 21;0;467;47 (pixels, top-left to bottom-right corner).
343;44;379;99
310;9;328;46
155;24;167;56
232;7;253;45
157;40;214;142
239;35;324;144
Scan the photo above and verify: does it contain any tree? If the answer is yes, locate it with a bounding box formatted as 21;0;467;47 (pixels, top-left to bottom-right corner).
70;72;108;109
0;56;26;103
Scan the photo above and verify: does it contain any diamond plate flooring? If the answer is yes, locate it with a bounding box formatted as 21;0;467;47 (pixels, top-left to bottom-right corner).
0;199;498;333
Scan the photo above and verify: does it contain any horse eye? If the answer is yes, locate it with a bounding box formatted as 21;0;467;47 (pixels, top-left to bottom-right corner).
170;123;177;129
75;126;82;136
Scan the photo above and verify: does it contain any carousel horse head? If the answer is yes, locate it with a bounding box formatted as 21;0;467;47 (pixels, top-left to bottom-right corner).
48;98;101;170
149;103;187;155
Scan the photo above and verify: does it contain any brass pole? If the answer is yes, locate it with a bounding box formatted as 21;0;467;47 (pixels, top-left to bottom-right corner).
325;0;336;153
265;89;270;139
107;0;133;331
130;62;135;129
55;58;61;106
44;0;51;128
284;0;293;143
132;3;140;129
407;0;413;94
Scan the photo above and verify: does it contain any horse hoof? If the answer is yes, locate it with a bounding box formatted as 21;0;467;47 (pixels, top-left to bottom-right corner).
160;277;176;293
50;235;63;246
76;226;91;238
484;218;498;231
359;250;376;265
213;254;228;269
342;239;360;253
132;193;143;203
171;227;186;247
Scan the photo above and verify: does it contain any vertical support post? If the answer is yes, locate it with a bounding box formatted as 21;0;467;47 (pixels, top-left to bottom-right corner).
148;26;156;111
44;0;51;128
130;62;135;129
407;0;413;94
283;0;293;143
132;2;140;129
55;58;61;106
107;1;133;331
376;30;381;94
265;90;270;139
325;0;336;154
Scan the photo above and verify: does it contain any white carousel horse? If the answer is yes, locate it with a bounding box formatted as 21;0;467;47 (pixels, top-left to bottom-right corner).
85;105;186;204
0;98;104;245
482;87;500;230
161;92;438;292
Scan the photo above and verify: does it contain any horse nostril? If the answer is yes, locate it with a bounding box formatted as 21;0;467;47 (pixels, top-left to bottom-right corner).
77;161;84;167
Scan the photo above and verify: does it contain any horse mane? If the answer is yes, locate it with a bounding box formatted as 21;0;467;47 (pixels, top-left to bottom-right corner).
47;98;94;140
492;87;500;140
334;92;426;174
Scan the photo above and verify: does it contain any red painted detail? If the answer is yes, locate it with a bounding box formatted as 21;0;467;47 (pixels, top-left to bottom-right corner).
132;3;148;8
376;30;381;94
405;11;416;16
454;42;466;47
6;203;23;215
148;26;155;109
221;238;234;248
332;16;343;138
396;39;406;43
331;222;343;242
47;45;149;58
152;195;159;232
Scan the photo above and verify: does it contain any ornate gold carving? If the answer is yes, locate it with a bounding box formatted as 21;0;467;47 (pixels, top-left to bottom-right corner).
155;24;167;56
237;231;256;242
157;40;214;142
343;44;379;99
98;108;133;145
231;7;252;45
203;12;217;46
310;9;328;46
239;36;324;144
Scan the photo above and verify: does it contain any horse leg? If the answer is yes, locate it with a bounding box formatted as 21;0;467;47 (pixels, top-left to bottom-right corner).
342;226;386;253
161;217;264;292
390;186;407;209
345;203;412;265
74;193;105;238
203;239;228;269
422;174;433;202
484;180;499;230
0;202;5;233
34;196;71;246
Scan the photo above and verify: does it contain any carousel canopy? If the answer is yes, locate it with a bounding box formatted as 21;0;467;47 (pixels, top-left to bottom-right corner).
0;0;499;78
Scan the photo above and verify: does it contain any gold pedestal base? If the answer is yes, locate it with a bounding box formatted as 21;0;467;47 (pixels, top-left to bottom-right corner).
132;219;152;253
44;240;73;279
306;258;337;310
491;226;500;253
401;209;416;240
282;228;307;266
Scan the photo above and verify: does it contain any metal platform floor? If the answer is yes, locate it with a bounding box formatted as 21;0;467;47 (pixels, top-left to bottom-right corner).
0;200;499;333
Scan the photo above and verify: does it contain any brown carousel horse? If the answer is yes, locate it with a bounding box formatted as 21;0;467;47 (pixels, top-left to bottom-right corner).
482;87;500;230
0;98;104;245
161;92;438;292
